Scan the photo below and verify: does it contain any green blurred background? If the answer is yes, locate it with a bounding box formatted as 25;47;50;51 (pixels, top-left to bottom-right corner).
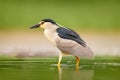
0;1;120;80
0;0;120;31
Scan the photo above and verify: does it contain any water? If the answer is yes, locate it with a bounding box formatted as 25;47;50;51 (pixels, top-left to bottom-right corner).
0;58;120;80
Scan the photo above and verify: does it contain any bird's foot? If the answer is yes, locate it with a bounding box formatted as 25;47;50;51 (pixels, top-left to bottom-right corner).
75;56;80;68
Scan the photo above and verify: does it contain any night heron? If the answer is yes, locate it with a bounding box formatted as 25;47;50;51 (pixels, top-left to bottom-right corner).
30;18;94;68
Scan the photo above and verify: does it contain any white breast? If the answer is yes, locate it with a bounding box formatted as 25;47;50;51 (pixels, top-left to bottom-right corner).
44;29;58;46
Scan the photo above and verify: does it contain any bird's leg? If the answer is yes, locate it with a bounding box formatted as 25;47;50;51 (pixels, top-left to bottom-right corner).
58;52;63;69
75;56;80;68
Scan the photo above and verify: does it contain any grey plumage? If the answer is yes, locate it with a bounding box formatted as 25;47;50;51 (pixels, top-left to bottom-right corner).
55;33;93;58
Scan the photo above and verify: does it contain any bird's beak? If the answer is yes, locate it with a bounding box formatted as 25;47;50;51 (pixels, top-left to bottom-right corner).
30;24;40;29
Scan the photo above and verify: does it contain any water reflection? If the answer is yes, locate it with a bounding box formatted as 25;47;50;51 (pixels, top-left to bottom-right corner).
1;60;119;80
0;61;94;80
58;67;94;80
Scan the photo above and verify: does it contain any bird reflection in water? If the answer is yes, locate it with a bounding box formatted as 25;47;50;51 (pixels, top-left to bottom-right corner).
58;67;93;80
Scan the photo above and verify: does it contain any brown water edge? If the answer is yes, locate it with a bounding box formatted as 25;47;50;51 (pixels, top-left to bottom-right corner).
0;30;120;57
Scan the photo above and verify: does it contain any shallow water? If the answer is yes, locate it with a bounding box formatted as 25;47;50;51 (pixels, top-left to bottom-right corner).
0;59;120;80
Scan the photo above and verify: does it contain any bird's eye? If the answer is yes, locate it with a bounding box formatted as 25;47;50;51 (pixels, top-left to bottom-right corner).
41;21;44;25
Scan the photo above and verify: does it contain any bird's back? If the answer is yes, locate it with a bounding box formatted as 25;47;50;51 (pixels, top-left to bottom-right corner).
56;27;86;47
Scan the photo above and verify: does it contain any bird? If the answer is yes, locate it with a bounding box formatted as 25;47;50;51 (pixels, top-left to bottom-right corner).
30;18;94;68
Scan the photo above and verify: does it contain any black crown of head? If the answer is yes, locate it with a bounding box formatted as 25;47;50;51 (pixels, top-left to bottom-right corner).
41;18;56;24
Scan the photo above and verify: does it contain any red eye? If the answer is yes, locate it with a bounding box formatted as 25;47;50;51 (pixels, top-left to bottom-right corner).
41;21;44;25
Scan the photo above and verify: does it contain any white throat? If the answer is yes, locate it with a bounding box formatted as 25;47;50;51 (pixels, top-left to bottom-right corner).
43;25;59;46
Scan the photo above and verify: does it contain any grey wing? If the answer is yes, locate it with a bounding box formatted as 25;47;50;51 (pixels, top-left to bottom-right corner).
56;27;86;47
56;37;94;58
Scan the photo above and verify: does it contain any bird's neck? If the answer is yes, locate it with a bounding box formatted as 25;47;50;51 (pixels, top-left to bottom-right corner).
45;25;59;31
43;25;58;46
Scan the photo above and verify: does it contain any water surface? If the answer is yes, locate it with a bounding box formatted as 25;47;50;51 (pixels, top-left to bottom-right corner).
0;58;119;80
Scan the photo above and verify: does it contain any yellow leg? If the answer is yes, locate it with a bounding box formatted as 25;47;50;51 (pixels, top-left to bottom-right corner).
58;52;63;69
75;56;80;68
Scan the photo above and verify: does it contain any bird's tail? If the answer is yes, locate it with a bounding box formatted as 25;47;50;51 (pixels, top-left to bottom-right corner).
84;46;94;59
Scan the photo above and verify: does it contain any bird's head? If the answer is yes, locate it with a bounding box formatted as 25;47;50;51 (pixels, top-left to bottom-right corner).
30;18;57;29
